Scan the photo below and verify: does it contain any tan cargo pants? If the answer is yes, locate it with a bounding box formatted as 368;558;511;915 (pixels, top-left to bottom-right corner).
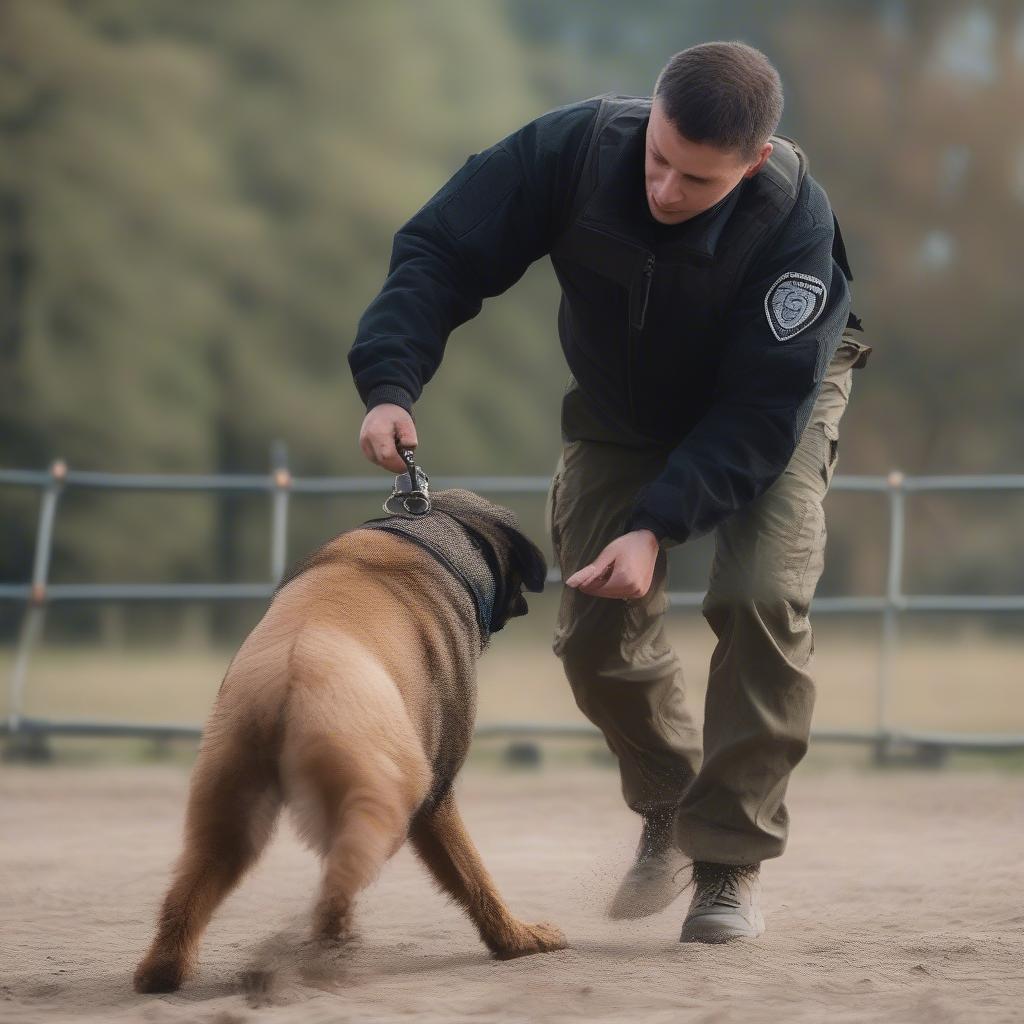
545;330;872;865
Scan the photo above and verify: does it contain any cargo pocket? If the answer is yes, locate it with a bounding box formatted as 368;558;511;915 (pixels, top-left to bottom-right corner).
824;333;871;399
821;421;840;489
838;333;872;371
544;461;562;550
777;426;831;607
782;497;827;613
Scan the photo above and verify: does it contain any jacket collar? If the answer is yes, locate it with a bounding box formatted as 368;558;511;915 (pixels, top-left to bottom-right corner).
578;109;747;263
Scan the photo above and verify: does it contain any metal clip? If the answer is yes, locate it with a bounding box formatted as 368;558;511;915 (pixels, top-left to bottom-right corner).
383;447;431;515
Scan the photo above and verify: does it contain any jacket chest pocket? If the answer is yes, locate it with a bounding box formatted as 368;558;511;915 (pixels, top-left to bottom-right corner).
551;224;654;326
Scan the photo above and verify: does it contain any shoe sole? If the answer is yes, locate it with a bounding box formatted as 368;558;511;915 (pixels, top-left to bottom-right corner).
607;863;691;920
608;885;688;920
679;914;765;944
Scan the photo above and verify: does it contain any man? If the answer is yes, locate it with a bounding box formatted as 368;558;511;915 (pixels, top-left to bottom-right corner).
349;41;871;943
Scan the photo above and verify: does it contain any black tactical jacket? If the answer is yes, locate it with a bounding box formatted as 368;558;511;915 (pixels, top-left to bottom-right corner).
348;95;858;544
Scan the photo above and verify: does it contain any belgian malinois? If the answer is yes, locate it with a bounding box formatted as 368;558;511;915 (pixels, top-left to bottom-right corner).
133;488;566;993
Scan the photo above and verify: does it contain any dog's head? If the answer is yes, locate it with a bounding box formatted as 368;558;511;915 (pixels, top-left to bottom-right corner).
428;488;547;635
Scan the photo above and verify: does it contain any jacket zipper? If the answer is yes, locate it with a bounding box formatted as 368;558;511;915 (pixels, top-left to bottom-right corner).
573;219;657;424
627;253;656;422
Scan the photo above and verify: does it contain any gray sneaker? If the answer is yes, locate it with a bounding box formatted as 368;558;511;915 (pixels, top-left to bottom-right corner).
608;811;690;919
679;861;765;943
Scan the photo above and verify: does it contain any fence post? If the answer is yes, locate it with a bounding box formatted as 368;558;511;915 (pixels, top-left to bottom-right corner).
874;468;905;763
4;459;66;760
269;440;290;584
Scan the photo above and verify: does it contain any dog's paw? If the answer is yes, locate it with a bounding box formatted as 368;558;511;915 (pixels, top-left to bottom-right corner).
492;920;568;960
133;954;187;994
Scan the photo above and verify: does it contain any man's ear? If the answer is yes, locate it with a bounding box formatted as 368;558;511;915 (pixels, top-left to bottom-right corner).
502;526;548;593
743;140;773;179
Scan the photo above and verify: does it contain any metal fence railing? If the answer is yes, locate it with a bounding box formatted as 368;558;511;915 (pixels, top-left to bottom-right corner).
3;455;1024;762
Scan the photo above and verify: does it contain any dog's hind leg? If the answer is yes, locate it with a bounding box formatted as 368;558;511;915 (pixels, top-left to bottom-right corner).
289;738;426;943
409;791;568;959
133;730;281;994
280;634;431;944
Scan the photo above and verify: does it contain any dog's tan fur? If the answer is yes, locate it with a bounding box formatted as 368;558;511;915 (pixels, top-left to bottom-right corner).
133;500;565;994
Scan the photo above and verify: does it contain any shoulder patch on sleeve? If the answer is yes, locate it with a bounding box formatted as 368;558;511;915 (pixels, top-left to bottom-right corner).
439;148;519;239
764;272;827;341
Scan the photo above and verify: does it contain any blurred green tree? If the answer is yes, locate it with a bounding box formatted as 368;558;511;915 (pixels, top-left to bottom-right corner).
2;0;1023;638
0;0;556;628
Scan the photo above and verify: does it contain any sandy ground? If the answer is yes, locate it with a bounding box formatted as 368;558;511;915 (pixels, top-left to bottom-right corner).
2;764;1023;1024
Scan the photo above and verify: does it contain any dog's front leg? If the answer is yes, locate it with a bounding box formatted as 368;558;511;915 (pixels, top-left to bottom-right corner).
409;792;567;960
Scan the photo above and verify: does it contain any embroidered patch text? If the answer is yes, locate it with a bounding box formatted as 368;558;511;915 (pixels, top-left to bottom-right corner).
764;272;827;342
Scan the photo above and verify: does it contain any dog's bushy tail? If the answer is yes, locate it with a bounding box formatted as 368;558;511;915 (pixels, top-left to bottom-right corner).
133;628;291;994
280;627;431;940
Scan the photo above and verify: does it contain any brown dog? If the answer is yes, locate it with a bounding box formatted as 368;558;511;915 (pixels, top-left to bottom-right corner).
133;488;566;993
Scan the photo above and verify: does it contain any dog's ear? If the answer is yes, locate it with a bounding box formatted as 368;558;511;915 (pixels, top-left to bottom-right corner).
506;590;530;619
501;526;548;593
487;526;547;634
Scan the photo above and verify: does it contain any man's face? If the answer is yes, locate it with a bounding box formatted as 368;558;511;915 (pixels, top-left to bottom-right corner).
645;97;773;225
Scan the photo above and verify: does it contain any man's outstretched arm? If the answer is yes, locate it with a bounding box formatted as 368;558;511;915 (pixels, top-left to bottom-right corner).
349;102;598;461
351;102;597;471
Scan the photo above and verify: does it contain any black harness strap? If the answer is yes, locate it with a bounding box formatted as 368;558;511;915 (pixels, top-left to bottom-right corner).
360;510;499;643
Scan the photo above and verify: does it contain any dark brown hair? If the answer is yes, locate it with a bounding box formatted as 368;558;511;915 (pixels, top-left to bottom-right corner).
654;42;783;161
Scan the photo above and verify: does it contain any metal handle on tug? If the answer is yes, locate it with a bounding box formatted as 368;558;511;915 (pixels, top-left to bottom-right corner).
383;447;431;515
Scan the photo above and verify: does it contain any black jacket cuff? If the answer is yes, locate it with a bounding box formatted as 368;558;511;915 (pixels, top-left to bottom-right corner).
624;511;676;544
364;385;415;415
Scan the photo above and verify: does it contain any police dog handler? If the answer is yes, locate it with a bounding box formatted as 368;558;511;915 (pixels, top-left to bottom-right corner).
349;42;871;943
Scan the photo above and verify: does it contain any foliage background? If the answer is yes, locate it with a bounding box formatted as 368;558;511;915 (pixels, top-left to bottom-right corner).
3;0;1023;640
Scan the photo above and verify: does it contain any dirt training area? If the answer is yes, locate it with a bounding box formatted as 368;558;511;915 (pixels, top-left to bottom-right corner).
2;763;1022;1024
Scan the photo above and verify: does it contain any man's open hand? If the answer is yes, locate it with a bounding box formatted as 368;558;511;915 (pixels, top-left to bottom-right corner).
359;404;418;473
564;529;660;600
